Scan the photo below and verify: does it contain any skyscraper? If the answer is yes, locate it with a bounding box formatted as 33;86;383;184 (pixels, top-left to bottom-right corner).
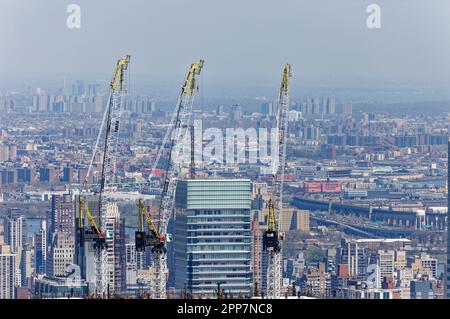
215;105;223;116
34;220;47;274
32;94;49;112
338;239;367;279
87;83;100;96
105;202;126;295
3;210;28;290
378;250;395;284
169;208;188;290
0;244;16;299
47;232;75;277
125;243;138;286
173;179;253;297
261;102;273;117
251;219;263;296
19;248;32;290
74;194;100;284
50;194;74;237
343;103;353;116
306;98;313;115
38;167;51;182
0;144;9;162
230;105;242;121
0;169;17;186
73;195;127;295
3;210;26;253
326;96;335;115
61;166;73;183
322;96;327;115
72;80;85;96
312;97;320;115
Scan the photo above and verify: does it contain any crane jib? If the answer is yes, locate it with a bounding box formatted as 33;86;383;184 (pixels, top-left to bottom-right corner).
264;64;292;299
77;54;131;298
133;60;204;299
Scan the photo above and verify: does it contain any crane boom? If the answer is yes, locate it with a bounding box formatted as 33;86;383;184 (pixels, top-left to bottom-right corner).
77;54;130;298
264;64;291;299
149;60;203;299
157;59;203;233
138;199;160;238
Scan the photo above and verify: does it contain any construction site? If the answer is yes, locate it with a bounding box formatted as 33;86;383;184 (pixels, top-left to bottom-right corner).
57;55;294;299
5;2;446;307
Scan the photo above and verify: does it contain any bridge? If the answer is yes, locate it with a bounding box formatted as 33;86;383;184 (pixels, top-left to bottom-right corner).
292;197;447;231
310;212;445;244
310;215;382;239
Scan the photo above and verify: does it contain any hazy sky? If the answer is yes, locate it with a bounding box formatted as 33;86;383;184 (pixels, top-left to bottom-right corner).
1;0;450;100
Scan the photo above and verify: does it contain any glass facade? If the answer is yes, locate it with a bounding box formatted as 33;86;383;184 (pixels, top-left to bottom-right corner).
185;179;252;297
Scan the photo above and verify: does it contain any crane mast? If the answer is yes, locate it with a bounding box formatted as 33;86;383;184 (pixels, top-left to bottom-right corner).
135;60;203;299
264;64;291;299
77;54;130;298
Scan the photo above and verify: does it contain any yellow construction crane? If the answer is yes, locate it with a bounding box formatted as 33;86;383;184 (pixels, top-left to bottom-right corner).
111;55;131;92
78;54;131;251
135;60;204;258
266;198;276;232
134;60;203;299
264;198;281;252
182;60;204;96
263;64;291;299
77;54;131;298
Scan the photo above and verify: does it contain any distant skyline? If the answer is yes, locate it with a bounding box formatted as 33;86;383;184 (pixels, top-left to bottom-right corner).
1;0;450;102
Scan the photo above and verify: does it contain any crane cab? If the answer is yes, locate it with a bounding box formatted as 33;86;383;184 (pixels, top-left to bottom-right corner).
263;230;281;252
135;230;164;252
93;232;107;250
151;235;167;253
79;227;107;250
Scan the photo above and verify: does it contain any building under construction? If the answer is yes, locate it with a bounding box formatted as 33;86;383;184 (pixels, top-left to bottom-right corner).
72;55;291;299
169;179;252;298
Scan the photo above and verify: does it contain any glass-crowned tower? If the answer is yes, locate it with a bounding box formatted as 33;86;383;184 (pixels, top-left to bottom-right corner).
173;179;252;297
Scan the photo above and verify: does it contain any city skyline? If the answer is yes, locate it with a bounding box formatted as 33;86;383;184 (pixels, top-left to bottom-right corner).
1;0;450;305
1;1;450;101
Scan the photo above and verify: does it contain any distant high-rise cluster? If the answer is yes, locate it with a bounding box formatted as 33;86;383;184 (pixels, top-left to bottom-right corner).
299;96;335;116
0;80;160;115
